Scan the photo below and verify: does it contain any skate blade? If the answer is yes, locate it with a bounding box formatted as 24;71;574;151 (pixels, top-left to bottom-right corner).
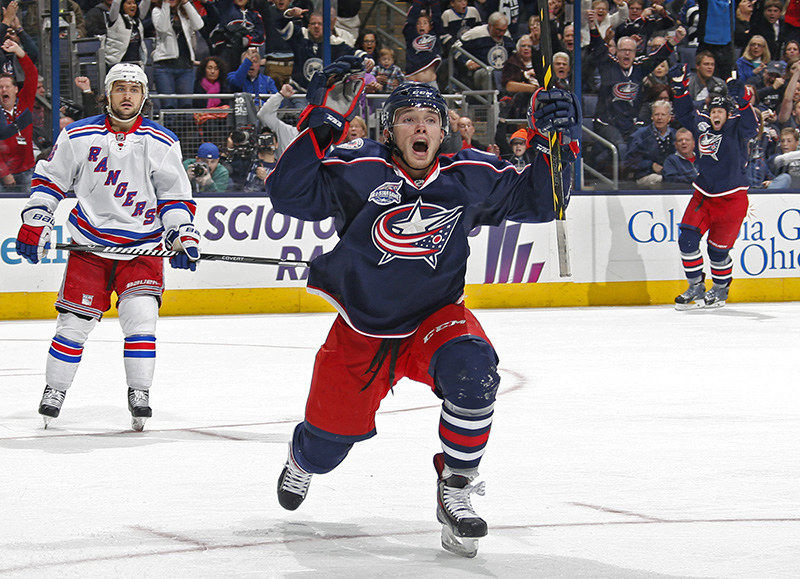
131;416;147;431
440;525;479;558
42;416;52;429
674;301;702;311
704;300;726;309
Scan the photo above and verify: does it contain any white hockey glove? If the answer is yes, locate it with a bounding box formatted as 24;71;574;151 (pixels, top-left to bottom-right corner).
16;206;54;264
164;223;201;271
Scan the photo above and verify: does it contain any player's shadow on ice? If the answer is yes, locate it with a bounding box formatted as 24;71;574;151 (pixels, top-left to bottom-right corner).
235;519;678;577
682;307;775;321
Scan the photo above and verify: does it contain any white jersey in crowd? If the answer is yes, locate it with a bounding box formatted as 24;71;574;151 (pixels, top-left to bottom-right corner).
24;113;195;259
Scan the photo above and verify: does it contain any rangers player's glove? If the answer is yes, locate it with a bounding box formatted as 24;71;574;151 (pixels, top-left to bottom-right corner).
669;64;689;97
15;205;54;264
164;223;201;271
529;88;581;141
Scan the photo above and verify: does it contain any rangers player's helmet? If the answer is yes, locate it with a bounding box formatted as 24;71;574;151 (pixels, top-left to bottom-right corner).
104;62;149;101
382;82;449;136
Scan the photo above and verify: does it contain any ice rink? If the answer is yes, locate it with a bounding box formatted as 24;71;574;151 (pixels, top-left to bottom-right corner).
1;303;799;578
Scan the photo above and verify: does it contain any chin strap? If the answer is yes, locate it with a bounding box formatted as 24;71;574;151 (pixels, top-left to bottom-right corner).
106;100;146;125
386;130;440;176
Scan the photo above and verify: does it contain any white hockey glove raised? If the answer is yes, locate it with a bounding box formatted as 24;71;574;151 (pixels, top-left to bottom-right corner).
164;223;201;271
15;206;54;264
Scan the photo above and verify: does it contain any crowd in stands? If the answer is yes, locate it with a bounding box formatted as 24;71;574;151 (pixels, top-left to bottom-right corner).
5;0;800;192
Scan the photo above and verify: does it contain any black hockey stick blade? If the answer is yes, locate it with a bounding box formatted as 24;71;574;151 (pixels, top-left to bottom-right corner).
538;0;572;277
54;243;309;267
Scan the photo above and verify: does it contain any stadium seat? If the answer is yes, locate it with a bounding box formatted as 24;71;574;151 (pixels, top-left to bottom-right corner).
582;93;598;118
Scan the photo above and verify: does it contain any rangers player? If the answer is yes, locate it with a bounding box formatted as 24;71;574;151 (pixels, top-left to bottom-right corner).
14;63;201;430
265;56;579;557
670;64;758;309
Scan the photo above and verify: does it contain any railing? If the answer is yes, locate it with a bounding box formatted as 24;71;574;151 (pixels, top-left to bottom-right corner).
447;45;497;106
361;0;408;53
580;125;619;189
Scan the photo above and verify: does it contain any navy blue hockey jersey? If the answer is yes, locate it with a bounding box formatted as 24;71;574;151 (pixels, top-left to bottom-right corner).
674;93;758;195
265;134;569;337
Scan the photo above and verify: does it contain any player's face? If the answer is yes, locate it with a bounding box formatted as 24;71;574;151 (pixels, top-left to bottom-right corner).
109;80;144;120
388;107;445;175
675;132;694;155
709;107;728;130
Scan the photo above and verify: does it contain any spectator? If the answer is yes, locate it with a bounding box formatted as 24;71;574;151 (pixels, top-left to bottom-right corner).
243;128;278;192
0;3;40;80
336;0;362;42
256;83;299;157
736;35;770;84
688;50;727;110
782;39;800;69
501;35;539;116
0;39;35;191
587;9;683;170
546;0;566;48
262;0;300;84
615;0;675;52
662;127;698;185
691;0;736;79
552;51;571;88
734;0;755;49
457;115;487;149
151;0;204;110
403;0;444;85
785;0;800;46
562;23;575;53
475;0;519;32
625;99;676;184
193;56;229;108
85;0;113;37
228;47;278;106
506;127;533;169
778;63;800;125
749;60;787;112
373;48;405;93
440;0;482;52
356;29;381;61
580;0;629;48
281;11;355;89
752;0;784;60
747;108;779;187
783;99;800;129
345;115;368;142
454;11;515;90
104;0;150;67
767;127;800;187
183;142;230;192
208;0;265;72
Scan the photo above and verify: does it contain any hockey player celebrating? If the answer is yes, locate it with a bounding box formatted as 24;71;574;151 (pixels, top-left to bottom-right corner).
14;63;200;430
670;64;758;309
264;56;579;557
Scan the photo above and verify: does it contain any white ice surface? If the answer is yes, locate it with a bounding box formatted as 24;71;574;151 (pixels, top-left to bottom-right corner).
1;304;799;578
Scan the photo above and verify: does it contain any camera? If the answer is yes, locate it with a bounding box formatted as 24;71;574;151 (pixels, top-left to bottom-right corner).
229;126;256;158
188;162;209;179
257;131;276;151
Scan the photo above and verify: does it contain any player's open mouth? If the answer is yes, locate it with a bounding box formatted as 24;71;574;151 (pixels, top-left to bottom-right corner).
412;139;428;154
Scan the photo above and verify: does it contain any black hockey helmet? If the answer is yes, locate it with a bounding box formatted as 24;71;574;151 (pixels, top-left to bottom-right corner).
381;82;449;137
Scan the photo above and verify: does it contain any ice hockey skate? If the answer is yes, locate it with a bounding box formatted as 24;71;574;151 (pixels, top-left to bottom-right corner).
38;385;66;428
704;284;729;308
127;387;152;431
434;453;487;558
674;279;706;310
277;443;313;510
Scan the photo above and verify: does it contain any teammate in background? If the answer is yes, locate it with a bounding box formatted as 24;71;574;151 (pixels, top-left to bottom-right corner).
670;64;758;309
264;56;580;557
14;63;201;430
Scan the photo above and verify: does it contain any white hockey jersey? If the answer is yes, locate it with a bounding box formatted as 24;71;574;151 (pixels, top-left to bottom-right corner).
26;114;195;259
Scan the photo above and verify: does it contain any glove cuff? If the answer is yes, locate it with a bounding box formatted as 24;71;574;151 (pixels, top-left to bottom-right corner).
298;105;348;153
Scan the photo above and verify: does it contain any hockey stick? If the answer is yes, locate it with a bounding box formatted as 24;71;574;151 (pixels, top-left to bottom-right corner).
537;0;572;277
54;244;310;267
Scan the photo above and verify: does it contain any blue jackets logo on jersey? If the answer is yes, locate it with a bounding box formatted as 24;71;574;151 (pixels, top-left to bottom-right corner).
371;197;462;268
698;132;723;160
368;181;403;205
612;81;638;103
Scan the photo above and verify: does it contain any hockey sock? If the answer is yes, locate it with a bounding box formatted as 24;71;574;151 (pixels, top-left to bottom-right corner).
708;246;733;287
45;312;97;390
439;400;494;473
119;296;158;389
678;227;703;282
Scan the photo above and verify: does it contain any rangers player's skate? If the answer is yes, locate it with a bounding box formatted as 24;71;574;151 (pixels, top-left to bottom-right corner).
434;453;487;558
127;387;152;431
277;443;313;510
674;278;706;310
703;283;729;308
39;385;66;428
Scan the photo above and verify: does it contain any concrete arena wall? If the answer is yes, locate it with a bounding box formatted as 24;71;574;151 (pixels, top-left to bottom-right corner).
2;192;799;320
